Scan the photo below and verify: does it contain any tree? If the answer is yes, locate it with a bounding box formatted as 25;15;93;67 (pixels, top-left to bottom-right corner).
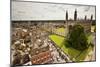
66;24;88;51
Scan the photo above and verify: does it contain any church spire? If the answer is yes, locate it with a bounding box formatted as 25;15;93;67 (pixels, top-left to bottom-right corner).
84;15;87;20
91;14;93;21
66;10;68;21
74;9;77;21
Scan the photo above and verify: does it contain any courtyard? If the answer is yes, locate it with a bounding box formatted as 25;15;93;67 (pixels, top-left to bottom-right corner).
49;28;95;62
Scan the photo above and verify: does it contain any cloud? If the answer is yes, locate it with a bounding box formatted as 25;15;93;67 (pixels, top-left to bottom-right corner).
84;6;91;12
12;1;95;20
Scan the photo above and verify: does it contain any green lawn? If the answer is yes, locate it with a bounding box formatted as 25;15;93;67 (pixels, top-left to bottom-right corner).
75;46;92;61
56;28;65;33
49;35;64;47
91;25;96;32
87;33;93;44
62;45;81;60
49;34;93;61
54;28;66;36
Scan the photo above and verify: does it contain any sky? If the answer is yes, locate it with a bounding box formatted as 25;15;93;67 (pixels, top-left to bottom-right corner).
11;1;96;20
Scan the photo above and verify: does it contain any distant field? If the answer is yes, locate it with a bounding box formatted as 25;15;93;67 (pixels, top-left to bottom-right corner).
49;34;93;61
53;28;66;36
56;28;65;33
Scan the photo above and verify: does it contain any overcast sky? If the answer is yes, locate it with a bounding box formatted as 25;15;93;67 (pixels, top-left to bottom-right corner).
11;1;96;20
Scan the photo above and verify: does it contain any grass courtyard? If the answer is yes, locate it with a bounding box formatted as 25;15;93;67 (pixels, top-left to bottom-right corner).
54;28;66;36
56;28;65;33
49;34;93;61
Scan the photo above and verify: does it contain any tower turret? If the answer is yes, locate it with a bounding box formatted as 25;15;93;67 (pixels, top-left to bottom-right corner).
74;9;77;21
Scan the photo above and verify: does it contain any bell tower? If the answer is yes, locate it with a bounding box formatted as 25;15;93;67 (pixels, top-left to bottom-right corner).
74;9;77;21
65;10;69;36
66;10;68;21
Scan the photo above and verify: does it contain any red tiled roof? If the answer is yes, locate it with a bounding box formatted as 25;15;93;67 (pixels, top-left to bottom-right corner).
31;51;52;64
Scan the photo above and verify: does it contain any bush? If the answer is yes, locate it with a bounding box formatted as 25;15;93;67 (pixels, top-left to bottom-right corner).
66;25;88;51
